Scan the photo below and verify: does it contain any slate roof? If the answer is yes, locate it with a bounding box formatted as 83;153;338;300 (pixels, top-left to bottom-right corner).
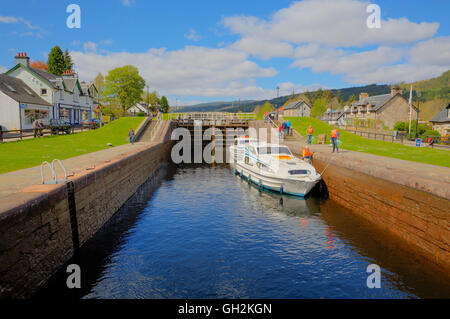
280;99;311;111
63;78;78;92
351;93;392;110
430;104;450;123
29;67;60;88
321;110;346;121
0;74;52;106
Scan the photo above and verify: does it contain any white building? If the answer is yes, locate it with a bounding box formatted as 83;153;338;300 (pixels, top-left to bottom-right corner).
0;74;53;130
5;52;97;125
127;102;149;115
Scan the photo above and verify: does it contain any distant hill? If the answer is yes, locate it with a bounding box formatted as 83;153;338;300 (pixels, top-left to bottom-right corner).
176;71;449;120
179;84;391;113
398;70;450;120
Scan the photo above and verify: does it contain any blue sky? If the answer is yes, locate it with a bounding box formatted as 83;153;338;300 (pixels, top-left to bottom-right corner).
1;0;449;105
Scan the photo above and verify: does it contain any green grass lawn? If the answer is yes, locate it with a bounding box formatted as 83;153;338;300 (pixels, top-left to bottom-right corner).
0;117;144;174
286;117;450;168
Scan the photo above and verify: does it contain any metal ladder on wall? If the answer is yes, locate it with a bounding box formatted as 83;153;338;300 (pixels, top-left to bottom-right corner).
40;159;69;184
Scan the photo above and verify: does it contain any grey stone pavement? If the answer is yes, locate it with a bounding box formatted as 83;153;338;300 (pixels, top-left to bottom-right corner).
0;119;168;204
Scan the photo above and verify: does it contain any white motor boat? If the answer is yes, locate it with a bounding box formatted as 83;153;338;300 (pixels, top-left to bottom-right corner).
229;140;321;197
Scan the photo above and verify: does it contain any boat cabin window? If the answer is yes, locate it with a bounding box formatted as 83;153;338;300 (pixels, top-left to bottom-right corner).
244;156;252;166
257;146;291;155
288;170;309;175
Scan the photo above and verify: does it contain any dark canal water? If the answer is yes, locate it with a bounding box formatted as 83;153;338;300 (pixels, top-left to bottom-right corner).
37;164;450;299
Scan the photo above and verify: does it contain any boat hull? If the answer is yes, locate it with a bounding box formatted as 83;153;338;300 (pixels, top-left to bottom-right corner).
233;163;320;197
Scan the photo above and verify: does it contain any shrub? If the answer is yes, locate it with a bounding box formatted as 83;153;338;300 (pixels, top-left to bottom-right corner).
394;121;408;131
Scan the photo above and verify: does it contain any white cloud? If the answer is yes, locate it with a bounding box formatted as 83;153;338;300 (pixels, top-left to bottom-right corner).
221;0;447;84
0;65;7;73
185;29;201;42
83;42;98;53
223;0;438;53
0;15;19;23
71;46;278;99
291;37;450;84
0;15;45;37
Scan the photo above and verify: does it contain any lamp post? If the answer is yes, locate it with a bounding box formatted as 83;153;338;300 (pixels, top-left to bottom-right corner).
415;91;421;140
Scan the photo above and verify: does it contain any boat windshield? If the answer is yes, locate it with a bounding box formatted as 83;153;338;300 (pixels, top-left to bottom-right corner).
257;146;291;155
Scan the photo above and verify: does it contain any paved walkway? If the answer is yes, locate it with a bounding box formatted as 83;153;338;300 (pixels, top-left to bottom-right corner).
0;119;171;205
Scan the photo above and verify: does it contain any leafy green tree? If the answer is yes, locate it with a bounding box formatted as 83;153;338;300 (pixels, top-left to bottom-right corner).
94;72;105;100
310;97;328;118
64;49;73;71
47;46;66;75
103;66;146;112
160;96;170;113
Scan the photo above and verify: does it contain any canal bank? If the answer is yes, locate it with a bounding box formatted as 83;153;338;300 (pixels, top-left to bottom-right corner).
250;121;449;272
0;121;175;298
36;164;450;298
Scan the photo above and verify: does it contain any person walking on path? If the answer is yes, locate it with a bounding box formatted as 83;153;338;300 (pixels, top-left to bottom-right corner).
307;125;313;145
286;120;291;136
331;127;339;153
129;128;136;144
281;121;287;137
278;125;282;139
32;119;40;138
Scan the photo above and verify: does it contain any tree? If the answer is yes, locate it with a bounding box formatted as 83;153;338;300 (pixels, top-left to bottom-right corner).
64;49;74;71
103;66;146;112
310;97;328;118
160;96;170;113
47;46;66;75
30;60;48;71
94;73;105;100
143;90;160;112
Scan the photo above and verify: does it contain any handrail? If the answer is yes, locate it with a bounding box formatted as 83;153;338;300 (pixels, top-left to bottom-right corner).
41;161;56;184
51;159;68;184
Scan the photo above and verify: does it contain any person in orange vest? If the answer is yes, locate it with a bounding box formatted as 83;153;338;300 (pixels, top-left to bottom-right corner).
278;125;282;138
307;125;313;145
264;111;268;123
302;146;312;162
331;127;339;153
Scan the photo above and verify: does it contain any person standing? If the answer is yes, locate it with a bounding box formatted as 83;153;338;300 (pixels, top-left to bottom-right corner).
302;146;312;162
278;125;282;139
281;121;287;137
32;118;39;138
264;111;268;123
331;127;339;153
286;120;291;136
307;125;313;145
129;128;136;144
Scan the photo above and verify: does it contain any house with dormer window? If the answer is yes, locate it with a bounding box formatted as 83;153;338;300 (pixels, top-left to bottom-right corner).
5;52;95;125
344;87;418;129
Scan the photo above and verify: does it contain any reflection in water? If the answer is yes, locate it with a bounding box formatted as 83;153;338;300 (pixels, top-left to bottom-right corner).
36;164;450;299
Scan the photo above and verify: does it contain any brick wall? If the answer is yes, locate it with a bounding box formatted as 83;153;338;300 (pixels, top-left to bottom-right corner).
0;140;174;298
313;157;449;271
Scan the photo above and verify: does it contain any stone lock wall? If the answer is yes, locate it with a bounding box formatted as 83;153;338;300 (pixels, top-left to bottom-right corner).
313;157;450;271
0;141;174;298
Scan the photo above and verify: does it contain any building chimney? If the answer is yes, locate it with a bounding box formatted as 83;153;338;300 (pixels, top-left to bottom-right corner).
391;86;403;97
15;52;30;68
359;92;369;101
62;69;75;78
